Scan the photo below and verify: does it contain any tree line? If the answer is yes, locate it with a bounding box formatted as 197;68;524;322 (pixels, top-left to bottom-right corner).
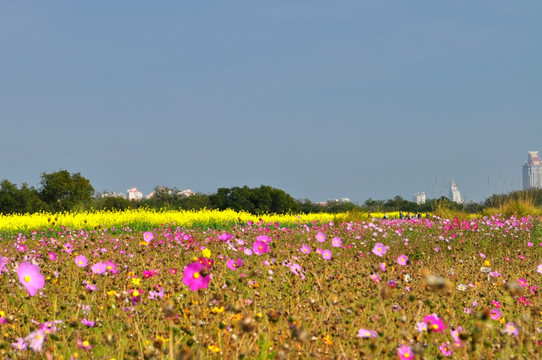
2;170;541;215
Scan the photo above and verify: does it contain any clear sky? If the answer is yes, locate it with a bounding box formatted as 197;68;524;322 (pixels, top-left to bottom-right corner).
1;1;541;204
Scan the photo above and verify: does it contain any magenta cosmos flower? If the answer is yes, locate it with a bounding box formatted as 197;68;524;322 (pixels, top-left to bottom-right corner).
372;242;388;257
17;262;45;296
253;240;270;255
75;255;88;268
423;314;447;333
226;258;243;271
300;244;311;254
182;262;211;291
322;249;333;260
397;344;414;359
218;232;233;242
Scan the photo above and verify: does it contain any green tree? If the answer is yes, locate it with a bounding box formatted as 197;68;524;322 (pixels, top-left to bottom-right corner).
39;170;95;211
0;180;47;214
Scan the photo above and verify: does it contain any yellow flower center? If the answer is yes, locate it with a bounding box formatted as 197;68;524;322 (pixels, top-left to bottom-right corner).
404;353;410;358
193;272;200;279
259;246;263;250
24;275;31;283
83;340;89;347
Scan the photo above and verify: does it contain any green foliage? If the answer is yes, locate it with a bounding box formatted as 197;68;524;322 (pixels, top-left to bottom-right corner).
209;185;300;214
39;170;95;211
0;180;48;214
95;195;134;211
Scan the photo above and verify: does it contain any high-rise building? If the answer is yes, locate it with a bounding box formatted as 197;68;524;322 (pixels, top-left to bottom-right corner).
412;192;426;204
127;187;143;201
523;151;542;190
449;180;462;204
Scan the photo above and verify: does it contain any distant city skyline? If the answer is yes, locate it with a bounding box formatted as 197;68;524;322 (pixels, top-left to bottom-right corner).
1;2;541;204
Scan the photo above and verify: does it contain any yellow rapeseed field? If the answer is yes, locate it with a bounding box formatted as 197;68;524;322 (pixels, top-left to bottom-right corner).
0;208;346;233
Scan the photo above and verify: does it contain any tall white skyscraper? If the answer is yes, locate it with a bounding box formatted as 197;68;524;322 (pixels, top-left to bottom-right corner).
449;180;462;203
523;151;542;190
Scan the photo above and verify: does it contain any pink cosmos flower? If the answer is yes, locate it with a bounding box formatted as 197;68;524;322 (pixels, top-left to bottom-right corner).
253;240;270;255
11;337;27;350
24;329;46;352
290;263;305;280
331;237;342;247
182;262;211;291
415;322;427;332
372;243;388;257
81;319;95;327
518;278;528;287
504;322;519;336
379;263;387;272
84;282;97;292
226;258;243;271
148;287;165;300
357;329;377;338
17;262;45;296
397;344;414;359
322;249;332;260
315;232;326;243
257;235;271;243
143;231;154;243
75;255;88;268
77;339;92;350
489;308;502;320
218;232;233;242
300;244;311;254
47;252;57;261
370;273;380;284
91;262;107;275
439;342;452;357
537;264;542;274
397;254;409;266
105;260;118;274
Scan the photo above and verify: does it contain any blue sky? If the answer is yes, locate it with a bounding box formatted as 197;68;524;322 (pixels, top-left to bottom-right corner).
1;1;541;204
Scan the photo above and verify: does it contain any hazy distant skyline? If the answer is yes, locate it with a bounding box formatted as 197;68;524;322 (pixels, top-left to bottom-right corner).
1;1;541;204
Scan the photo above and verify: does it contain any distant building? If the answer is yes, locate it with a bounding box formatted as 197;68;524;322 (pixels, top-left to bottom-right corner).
523;151;542;190
101;191;126;199
177;189;195;197
448;180;462;204
127;187;143;201
412;192;426;204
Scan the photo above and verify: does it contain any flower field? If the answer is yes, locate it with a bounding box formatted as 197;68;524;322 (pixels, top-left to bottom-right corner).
0;211;541;359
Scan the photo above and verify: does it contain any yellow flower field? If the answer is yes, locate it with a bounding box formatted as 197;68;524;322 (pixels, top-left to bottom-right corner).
0;208;345;233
